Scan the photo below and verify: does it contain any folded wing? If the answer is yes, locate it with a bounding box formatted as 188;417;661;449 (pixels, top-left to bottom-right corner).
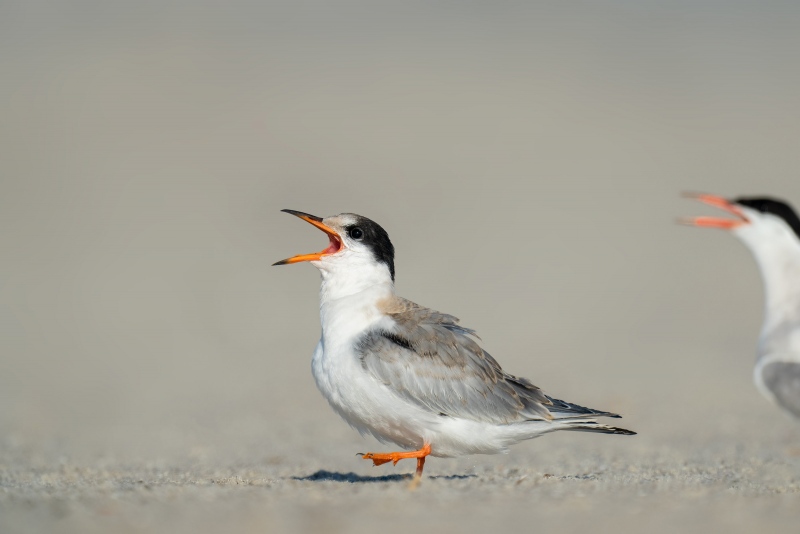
358;298;617;424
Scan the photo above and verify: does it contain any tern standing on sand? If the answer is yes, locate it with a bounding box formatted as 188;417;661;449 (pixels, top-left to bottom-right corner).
684;194;800;420
274;210;635;478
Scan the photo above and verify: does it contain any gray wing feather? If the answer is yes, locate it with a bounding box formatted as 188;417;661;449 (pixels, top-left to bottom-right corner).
761;361;800;418
358;298;565;424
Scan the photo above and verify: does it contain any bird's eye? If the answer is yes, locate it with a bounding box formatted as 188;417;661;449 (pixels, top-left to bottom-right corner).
348;227;364;240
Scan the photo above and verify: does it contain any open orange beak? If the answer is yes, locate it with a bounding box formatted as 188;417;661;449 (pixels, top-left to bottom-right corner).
680;192;750;230
273;210;343;265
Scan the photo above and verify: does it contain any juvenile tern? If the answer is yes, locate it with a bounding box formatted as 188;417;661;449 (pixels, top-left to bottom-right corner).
274;210;635;478
683;193;800;419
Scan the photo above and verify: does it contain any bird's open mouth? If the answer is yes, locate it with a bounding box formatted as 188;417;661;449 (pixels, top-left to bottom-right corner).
680;193;750;229
273;209;343;265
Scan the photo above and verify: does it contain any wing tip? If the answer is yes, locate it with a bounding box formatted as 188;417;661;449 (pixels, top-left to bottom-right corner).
563;422;637;435
606;426;636;435
545;396;624;419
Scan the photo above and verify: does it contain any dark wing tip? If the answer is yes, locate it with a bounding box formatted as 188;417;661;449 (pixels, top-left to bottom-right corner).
545;395;621;418
565;423;636;435
610;427;636;435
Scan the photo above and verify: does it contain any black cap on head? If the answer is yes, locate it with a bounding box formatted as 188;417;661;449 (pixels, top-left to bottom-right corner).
344;215;395;281
735;197;800;239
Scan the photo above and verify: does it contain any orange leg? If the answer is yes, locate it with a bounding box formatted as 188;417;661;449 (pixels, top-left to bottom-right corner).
361;444;432;477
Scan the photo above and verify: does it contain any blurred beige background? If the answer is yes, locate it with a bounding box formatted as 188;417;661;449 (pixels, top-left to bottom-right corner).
2;1;800;533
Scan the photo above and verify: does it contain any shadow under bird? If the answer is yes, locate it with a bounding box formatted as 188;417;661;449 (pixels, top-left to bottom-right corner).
683;193;800;420
274;209;635;479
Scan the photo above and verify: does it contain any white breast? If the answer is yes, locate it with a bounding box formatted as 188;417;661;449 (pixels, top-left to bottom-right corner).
309;285;427;448
308;269;575;457
311;347;439;450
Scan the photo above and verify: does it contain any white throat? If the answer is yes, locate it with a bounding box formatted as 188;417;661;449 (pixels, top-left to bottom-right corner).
734;222;800;353
317;257;394;303
315;257;395;344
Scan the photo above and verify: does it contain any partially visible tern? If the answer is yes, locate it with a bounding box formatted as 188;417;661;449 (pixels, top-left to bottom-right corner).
274;209;634;479
683;193;800;420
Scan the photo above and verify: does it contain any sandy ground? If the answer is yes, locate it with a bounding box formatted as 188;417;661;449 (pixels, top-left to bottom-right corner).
2;414;800;534
3;2;800;532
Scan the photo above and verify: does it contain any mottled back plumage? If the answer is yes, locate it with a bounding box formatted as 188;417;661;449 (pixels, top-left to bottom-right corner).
357;297;620;425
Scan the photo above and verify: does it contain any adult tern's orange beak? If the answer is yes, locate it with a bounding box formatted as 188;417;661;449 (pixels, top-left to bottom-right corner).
680;193;750;230
273;210;343;265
